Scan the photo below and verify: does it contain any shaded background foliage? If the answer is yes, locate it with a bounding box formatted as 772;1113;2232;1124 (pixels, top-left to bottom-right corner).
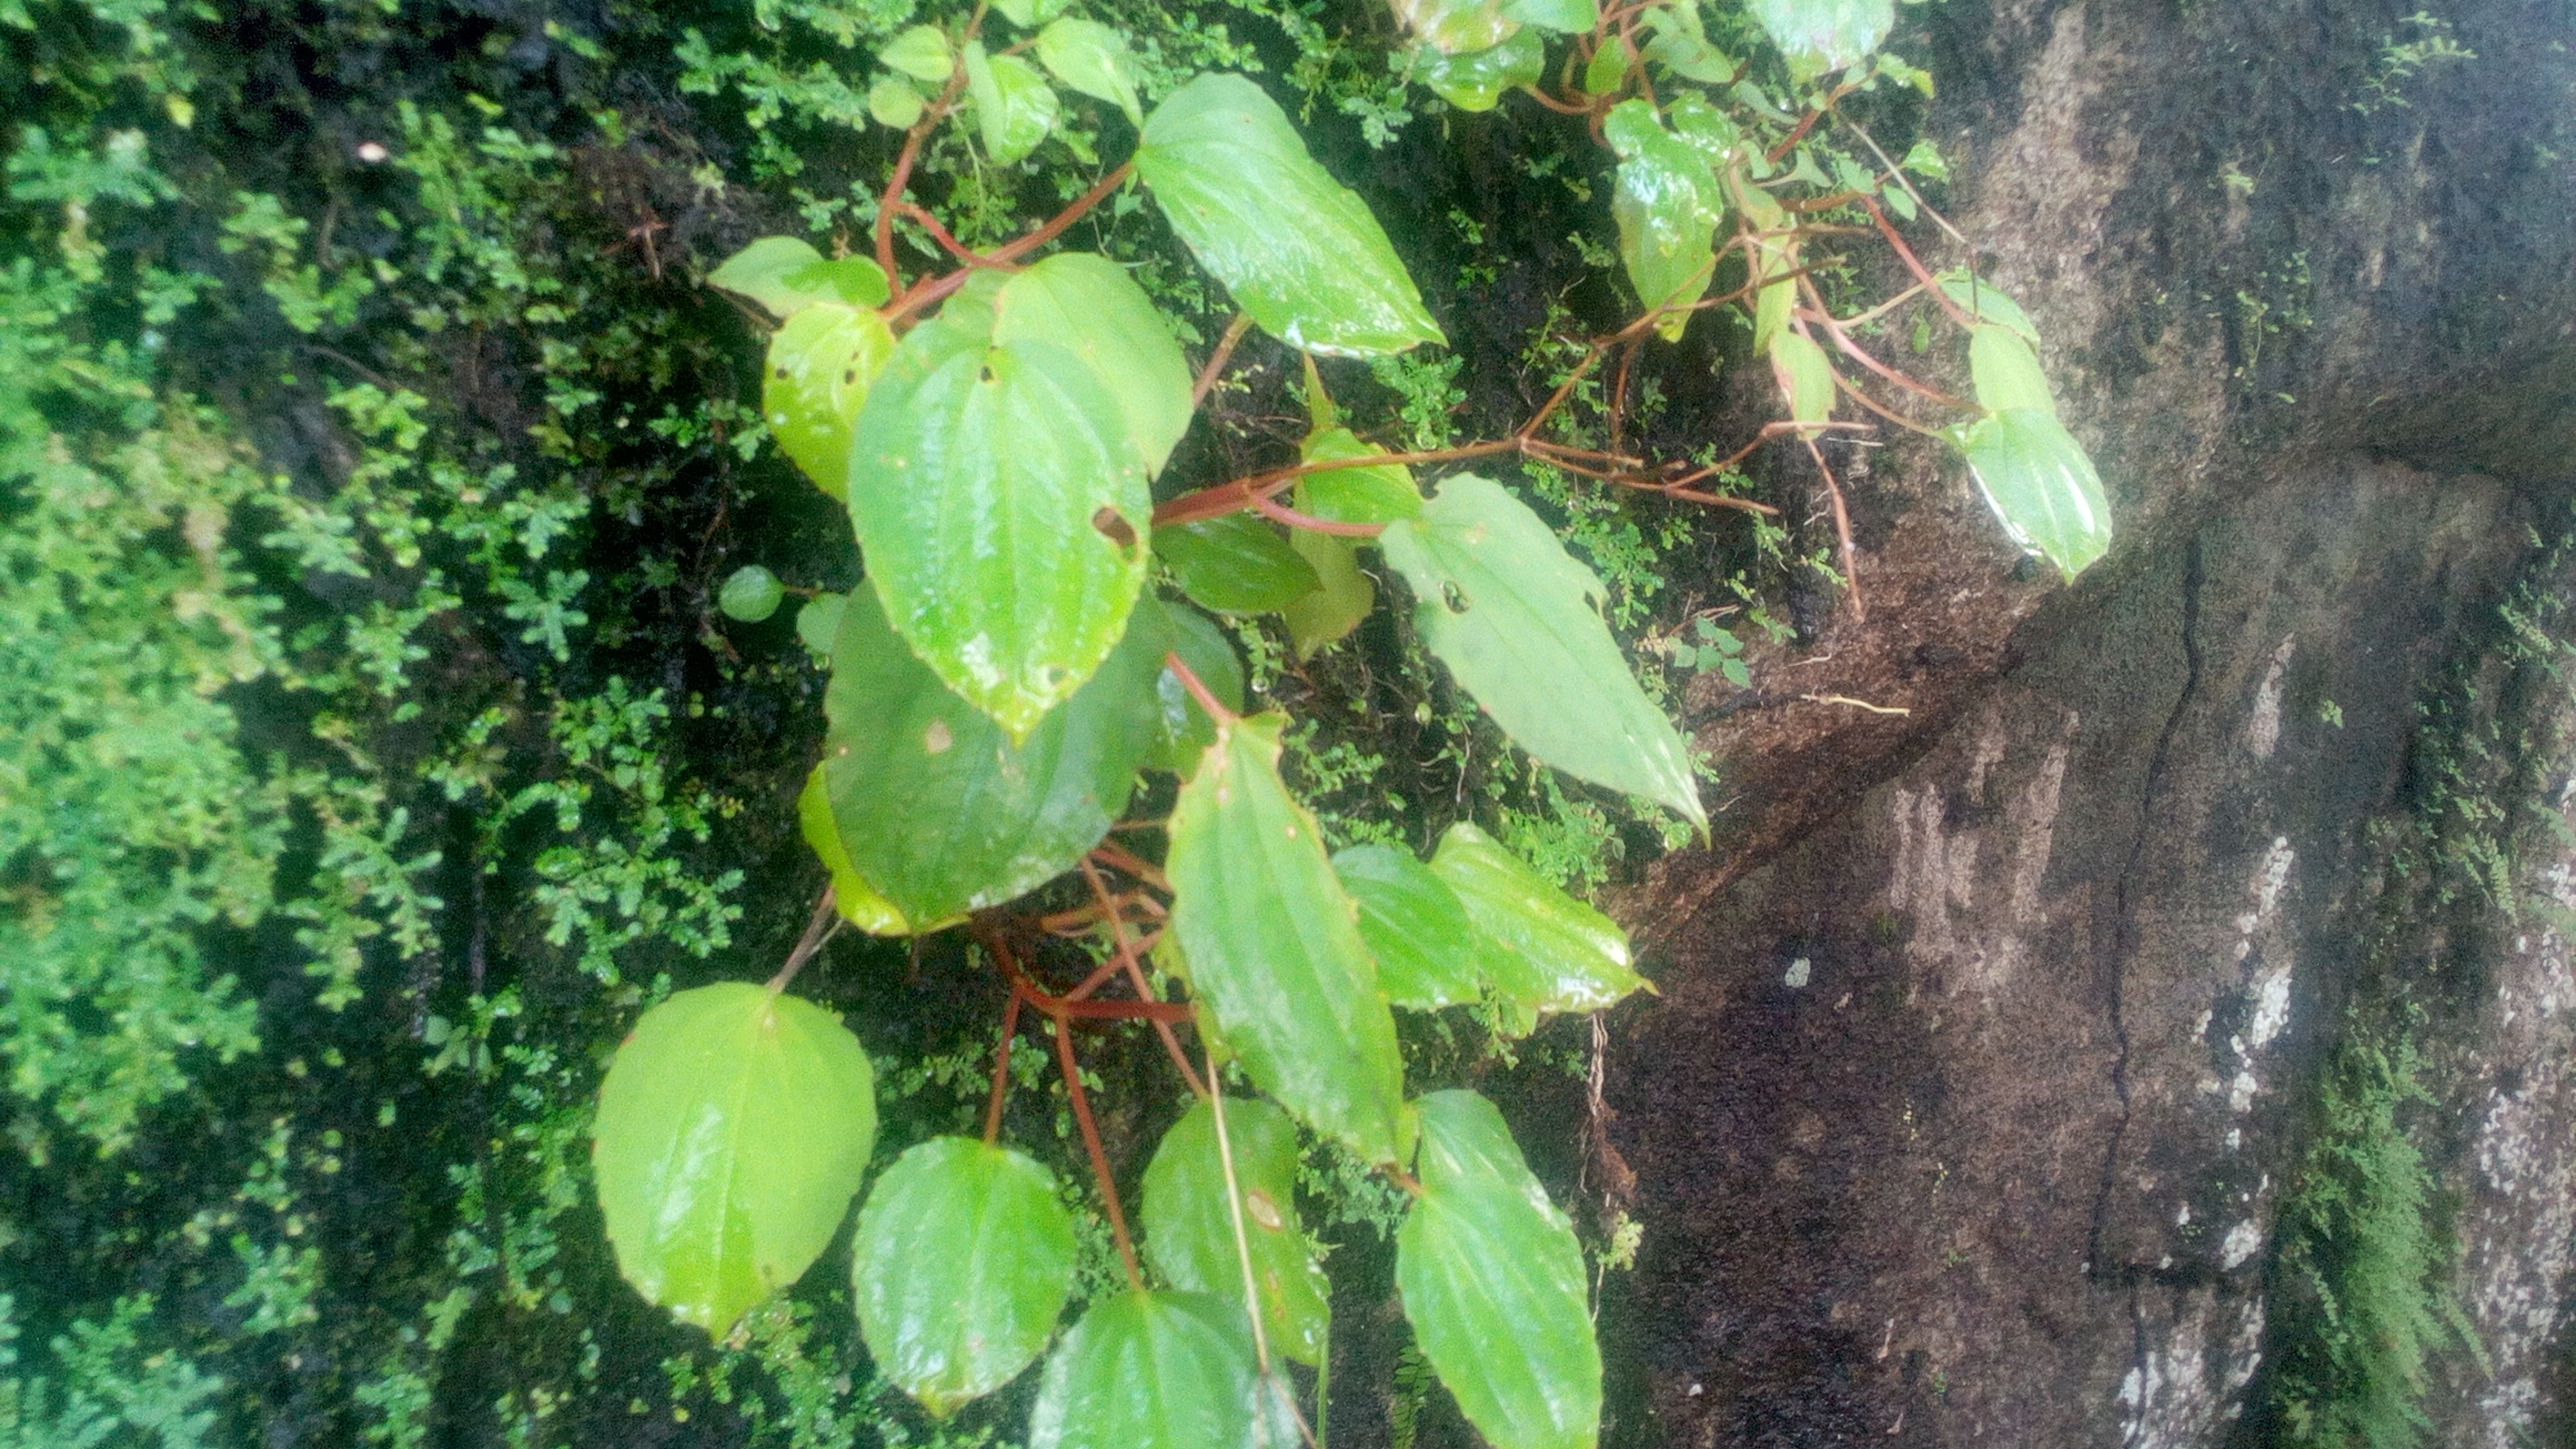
2;1;1871;1444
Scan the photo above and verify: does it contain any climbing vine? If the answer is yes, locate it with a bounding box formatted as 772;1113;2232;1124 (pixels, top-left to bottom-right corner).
591;1;2109;1444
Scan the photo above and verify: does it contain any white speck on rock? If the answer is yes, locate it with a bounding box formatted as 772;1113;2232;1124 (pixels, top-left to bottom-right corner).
1785;958;1811;989
2222;1220;2263;1269
2248;636;2295;759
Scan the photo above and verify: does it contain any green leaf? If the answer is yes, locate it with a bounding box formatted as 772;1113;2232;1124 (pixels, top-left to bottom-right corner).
592;982;878;1336
711;239;892;319
1396;1090;1599;1449
1035;18;1143;124
1392;0;1517;54
1298;425;1421;523
881;24;955;83
848;283;1154;736
1136;74;1444;358
764;301;896;502
785;254;893;308
1582;32;1634;94
1167;712;1408;1164
795;591;845;659
1644;8;1738;83
1770;327;1835;427
1140;1097;1331;1367
1154;514;1320;615
711;237;826;317
1605;100;1721;340
993;0;1073;27
798;764;922;936
1431;822;1645;1018
1026;1291;1274;1449
993;253;1195;478
1747;0;1894;81
1147;596;1245;776
1500;0;1596;32
1933;268;2037;341
1331;843;1482;1009
852;1136;1078;1415
821;587;1165;926
1280;531;1374;659
1664;92;1744;166
1378;477;1705;830
870;75;927;129
1955;408;2112;581
1969;325;2055;416
719;564;785;622
965;42;1058;166
1411;30;1544;112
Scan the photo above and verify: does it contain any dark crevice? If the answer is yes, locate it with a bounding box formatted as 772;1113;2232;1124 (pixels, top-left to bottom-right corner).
2089;531;2208;1279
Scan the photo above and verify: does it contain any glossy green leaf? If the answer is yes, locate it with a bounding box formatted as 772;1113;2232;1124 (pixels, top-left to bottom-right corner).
1136;74;1443;358
1281;531;1373;659
710;240;891;318
1771;327;1835;428
1644;5;1738;82
1332;843;1482;1009
993;253;1195;478
1432;822;1645;1018
1140;1097;1331;1367
1933;268;2037;342
881;24;955;83
719;564;784;622
1396;1090;1599;1449
1577;31;1630;93
795;591;845;659
965;42;1058;166
852;1136;1078;1415
1379;476;1705;829
1154;514;1320;615
592;982;877;1336
1411;29;1545;112
869;75;927;129
1500;0;1596;30
797;764;921;936
993;0;1074;27
1299;425;1421;523
821;587;1165;926
764;301;896;501
1969;325;2055;416
1167;712;1407;1163
848;284;1153;736
1035;18;1143;124
1955;407;2112;581
1147;596;1245;776
1392;0;1517;54
711;237;825;318
1605;102;1720;340
1665;92;1744;166
1026;1291;1274;1449
1748;0;1894;81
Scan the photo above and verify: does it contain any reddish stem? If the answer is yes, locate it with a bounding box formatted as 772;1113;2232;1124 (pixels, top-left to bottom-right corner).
1190;313;1255;411
1163;651;1238;726
1053;1005;1142;1286
988;160;1134;266
892;201;1018;270
1250;492;1382;538
983;988;1023;1144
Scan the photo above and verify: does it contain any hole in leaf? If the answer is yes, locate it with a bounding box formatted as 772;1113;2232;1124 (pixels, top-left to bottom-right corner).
1441;581;1472;614
1091;507;1138;551
923;718;953;755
